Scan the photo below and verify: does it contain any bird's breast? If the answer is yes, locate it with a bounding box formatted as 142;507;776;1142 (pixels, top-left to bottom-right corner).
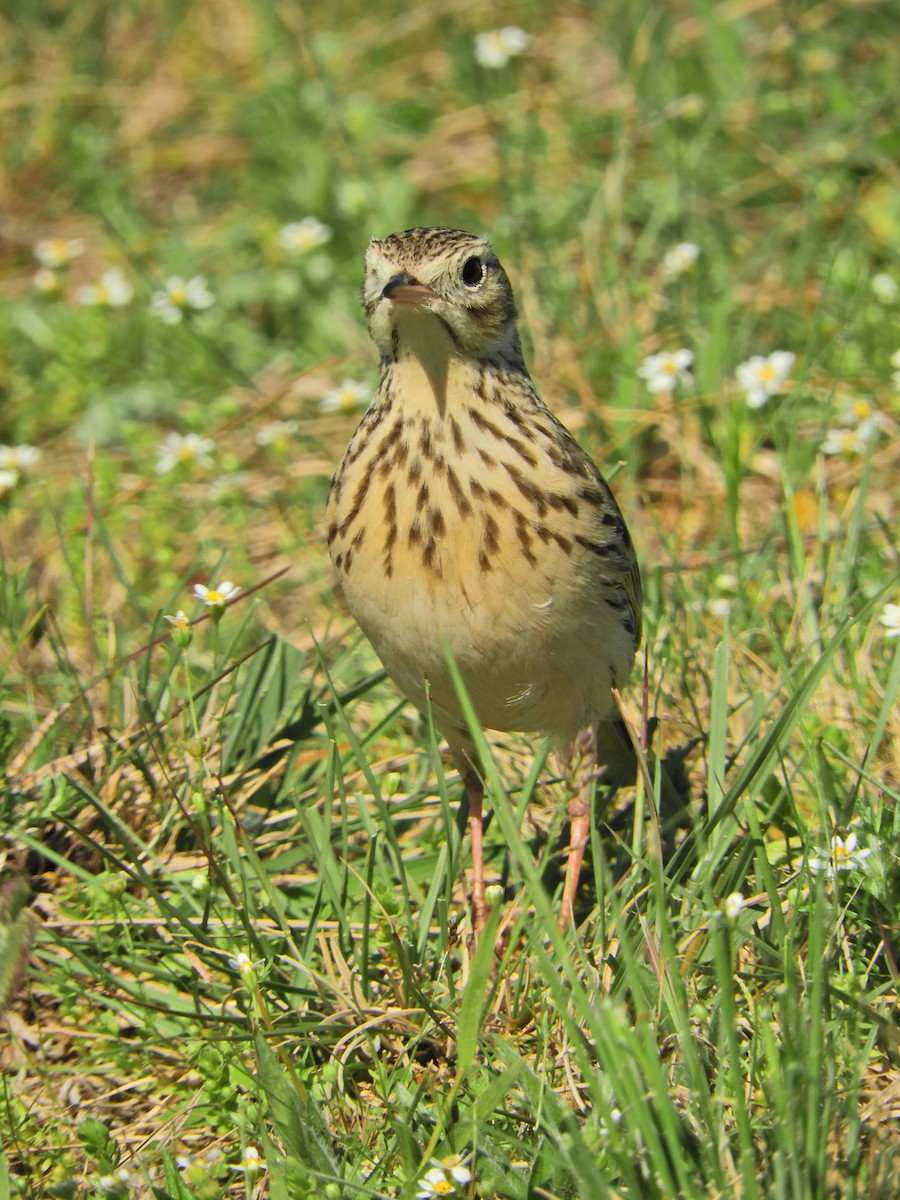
326;382;638;744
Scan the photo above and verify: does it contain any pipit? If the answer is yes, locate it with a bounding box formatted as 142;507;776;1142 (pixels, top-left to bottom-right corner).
327;227;642;930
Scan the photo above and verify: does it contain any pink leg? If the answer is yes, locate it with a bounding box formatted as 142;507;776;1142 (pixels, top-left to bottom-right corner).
463;767;489;932
559;726;596;929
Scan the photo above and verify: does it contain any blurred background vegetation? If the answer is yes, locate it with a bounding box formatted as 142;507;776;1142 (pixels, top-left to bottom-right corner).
1;0;898;643
0;1;898;1197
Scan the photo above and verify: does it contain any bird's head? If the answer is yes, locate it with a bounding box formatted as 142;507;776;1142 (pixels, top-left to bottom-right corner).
363;227;520;363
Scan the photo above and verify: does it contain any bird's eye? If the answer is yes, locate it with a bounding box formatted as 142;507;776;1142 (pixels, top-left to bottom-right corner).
461;256;485;287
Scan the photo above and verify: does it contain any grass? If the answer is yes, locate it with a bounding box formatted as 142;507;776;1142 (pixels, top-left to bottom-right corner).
1;1;899;1197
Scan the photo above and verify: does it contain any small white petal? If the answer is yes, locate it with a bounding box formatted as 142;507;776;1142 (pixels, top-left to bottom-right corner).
0;469;20;495
723;892;744;920
872;273;898;303
769;351;796;376
878;602;900;636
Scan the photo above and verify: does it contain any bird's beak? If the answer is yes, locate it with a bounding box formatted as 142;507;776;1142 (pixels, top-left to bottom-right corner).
382;272;439;305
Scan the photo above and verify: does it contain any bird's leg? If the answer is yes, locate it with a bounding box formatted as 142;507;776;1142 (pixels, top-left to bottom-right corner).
559;724;597;929
463;766;489;933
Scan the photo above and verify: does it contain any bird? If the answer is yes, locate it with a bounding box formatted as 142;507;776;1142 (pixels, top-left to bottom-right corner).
326;226;642;931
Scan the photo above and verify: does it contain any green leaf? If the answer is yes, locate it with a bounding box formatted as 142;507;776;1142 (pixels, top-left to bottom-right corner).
456;903;502;1072
253;1030;336;1174
154;1149;194;1200
0;1147;11;1200
222;635;308;771
473;1061;524;1121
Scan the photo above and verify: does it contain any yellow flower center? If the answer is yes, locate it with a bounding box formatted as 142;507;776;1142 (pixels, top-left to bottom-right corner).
758;363;776;381
206;590;224;604
169;284;188;306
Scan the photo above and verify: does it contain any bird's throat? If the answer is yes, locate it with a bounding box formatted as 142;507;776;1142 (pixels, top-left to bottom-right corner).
392;311;469;418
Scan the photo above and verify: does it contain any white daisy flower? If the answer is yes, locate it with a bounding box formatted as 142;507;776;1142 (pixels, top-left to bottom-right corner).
233;1145;263;1177
736;351;795;409
229;951;259;987
0;444;40;472
440;1155;473;1186
76;267;134;308
151;275;214;324
474;26;530;69
722;892;745;921
637;349;694;393
839;397;877;427
164;610;192;647
175;1149;224;1184
820;428;856;456
662;242;700;278
255;419;299;446
320;379;371;413
278;218;332;255
155;432;214;474
416;1154;473;1197
34;237;85;269
808;831;872;878
820;414;881;456
416;1167;456;1198
193;581;240;610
